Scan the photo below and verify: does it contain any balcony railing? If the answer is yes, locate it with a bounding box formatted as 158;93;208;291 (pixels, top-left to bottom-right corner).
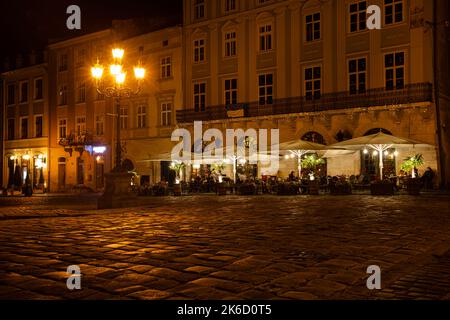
176;82;433;123
58;130;94;147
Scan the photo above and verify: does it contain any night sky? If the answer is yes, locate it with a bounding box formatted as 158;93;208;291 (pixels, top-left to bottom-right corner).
0;0;182;68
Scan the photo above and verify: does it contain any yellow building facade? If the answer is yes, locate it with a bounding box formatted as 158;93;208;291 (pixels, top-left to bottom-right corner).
1;62;49;191
47;26;183;192
178;0;444;183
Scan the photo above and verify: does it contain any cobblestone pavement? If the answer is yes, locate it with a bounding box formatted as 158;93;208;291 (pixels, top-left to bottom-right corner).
0;194;449;300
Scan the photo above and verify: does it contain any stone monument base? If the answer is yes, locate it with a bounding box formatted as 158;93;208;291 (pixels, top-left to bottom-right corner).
97;172;138;209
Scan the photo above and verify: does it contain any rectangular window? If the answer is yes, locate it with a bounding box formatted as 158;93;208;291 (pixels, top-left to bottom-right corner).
161;57;172;79
35;115;43;138
76;48;86;67
384;0;404;25
96;115;104;136
161;102;172;127
305;13;321;41
21;117;28;139
194;0;205;19
76;117;86;136
7;84;15;105
20;81;29;103
385;52;405;90
258;73;273;105
259;24;273;52
77;82;86;103
137;106;147;128
58;119;67;139
349;1;367;33
194;39;206;63
224;31;237;57
34;78;43;100
225;0;236;12
59;85;68;106
194;82;206;112
225;79;238;105
305;66;321;100
349;57;367;94
7;119;15;140
59;53;68;72
120;108;128;129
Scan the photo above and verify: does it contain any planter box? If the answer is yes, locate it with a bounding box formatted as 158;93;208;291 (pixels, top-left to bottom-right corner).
239;184;256;195
217;183;227;196
330;184;352;195
173;184;182;196
406;179;421;195
370;182;394;195
277;183;299;196
308;181;320;195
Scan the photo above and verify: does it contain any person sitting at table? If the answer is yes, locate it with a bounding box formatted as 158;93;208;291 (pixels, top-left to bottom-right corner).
288;171;296;182
422;167;434;190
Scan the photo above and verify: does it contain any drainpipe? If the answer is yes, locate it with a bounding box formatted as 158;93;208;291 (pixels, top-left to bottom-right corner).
432;0;446;189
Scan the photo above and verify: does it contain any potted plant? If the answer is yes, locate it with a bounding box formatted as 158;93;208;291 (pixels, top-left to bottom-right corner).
401;154;424;195
301;155;325;195
170;162;186;196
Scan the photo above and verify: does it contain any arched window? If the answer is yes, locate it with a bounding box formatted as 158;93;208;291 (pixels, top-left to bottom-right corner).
301;131;326;145
364;128;392;136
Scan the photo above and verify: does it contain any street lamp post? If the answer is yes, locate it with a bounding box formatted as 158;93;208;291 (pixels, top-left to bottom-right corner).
92;48;146;208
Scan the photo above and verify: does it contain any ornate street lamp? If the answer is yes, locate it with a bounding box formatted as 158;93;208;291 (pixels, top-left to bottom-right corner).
91;48;145;172
92;48;145;209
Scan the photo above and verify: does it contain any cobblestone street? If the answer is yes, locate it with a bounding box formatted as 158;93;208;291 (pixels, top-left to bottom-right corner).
0;194;449;300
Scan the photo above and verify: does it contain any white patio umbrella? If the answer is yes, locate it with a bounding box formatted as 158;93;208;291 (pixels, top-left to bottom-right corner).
275;140;327;177
328;132;433;180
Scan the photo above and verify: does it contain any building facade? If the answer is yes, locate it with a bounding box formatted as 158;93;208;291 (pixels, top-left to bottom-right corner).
47;25;183;192
178;0;447;184
1;62;49;191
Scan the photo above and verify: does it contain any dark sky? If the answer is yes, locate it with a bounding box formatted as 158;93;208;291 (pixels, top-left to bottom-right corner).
0;0;182;66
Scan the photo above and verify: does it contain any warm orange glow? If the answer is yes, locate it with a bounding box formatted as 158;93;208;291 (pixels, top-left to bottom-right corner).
115;72;126;85
112;48;124;60
91;64;104;79
134;66;145;80
110;64;122;76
